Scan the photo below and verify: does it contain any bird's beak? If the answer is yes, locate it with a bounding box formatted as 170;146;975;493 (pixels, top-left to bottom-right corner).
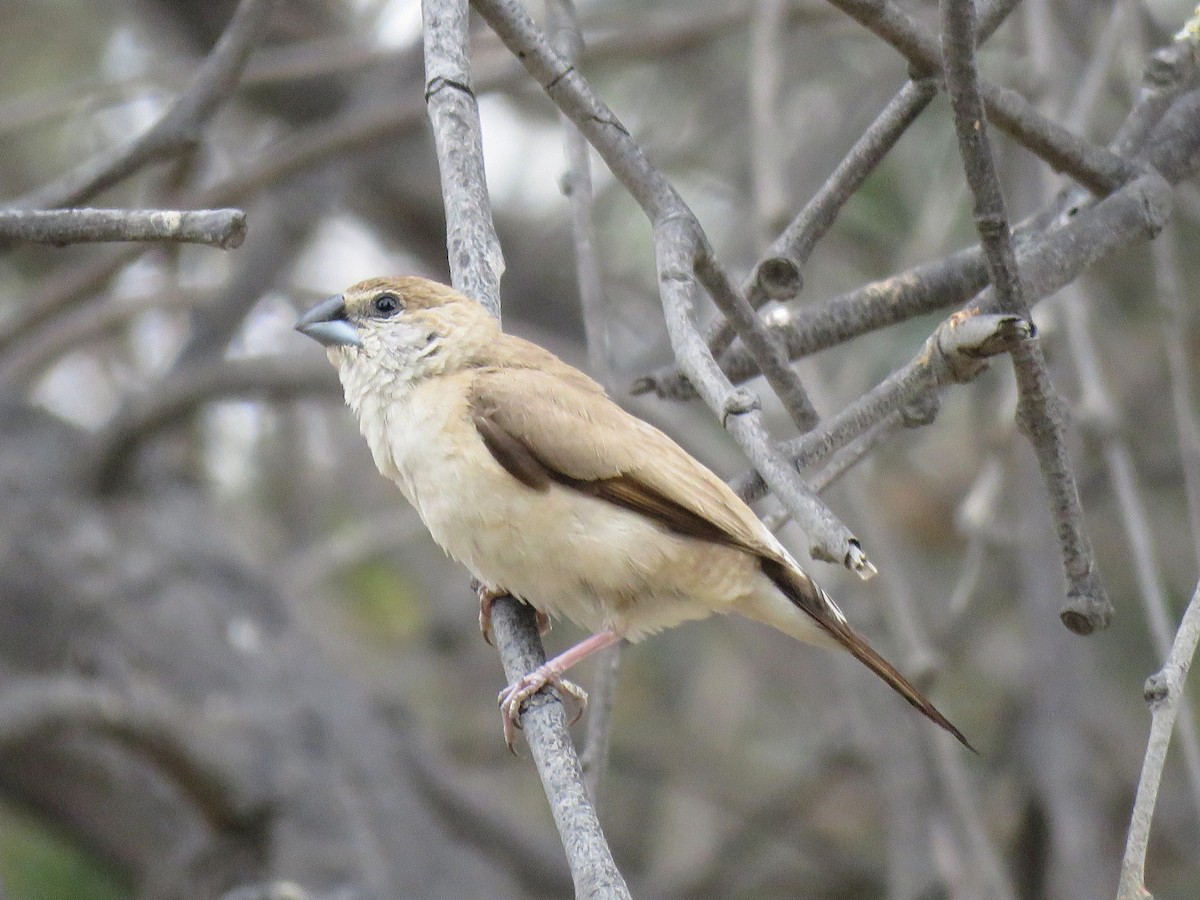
295;295;363;348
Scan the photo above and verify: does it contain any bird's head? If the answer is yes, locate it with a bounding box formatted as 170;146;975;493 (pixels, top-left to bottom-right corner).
295;276;499;384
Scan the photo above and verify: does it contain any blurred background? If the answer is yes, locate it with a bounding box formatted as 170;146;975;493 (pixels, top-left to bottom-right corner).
0;0;1198;897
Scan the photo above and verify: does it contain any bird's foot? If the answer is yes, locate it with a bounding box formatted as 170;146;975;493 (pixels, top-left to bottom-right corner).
497;665;589;752
477;585;550;646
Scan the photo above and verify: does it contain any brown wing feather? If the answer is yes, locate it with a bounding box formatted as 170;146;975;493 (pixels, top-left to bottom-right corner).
472;402;553;492
467;361;778;559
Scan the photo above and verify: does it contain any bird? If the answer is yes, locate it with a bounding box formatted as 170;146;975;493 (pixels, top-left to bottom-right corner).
296;275;971;751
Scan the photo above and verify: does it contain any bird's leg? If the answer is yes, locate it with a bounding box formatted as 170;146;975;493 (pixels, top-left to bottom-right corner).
498;627;624;751
476;582;550;646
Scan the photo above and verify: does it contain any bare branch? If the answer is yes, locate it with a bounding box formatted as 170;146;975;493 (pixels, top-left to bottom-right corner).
489;599;631;897
423;0;504;317
10;0;276;209
88;356;338;492
829;0;1134;194
547;0;624;802
423;2;628;893
941;0;1112;633
0;208;246;248
732;312;1030;503
548;0;611;385
579;640;623;805
718;0;1021;356
1118;579;1200;900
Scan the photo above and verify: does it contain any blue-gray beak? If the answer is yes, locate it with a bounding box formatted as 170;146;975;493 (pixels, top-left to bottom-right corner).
295;295;363;348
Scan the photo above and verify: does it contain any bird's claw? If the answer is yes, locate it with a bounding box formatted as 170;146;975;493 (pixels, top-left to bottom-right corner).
497;668;589;752
477;586;550;647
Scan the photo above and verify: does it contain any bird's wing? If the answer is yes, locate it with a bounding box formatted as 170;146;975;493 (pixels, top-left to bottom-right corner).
467;363;781;560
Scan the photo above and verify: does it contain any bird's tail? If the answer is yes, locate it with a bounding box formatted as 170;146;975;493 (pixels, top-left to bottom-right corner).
758;558;975;752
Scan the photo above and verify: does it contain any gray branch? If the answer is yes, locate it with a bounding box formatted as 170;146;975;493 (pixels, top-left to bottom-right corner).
422;2;628;895
941;0;1112;633
1118;578;1200;900
0;208;246;248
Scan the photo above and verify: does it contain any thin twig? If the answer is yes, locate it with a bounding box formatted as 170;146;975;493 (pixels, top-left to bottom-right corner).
547;0;611;386
731;311;1030;503
1118;579;1200;900
941;0;1113;633
579;641;624;804
828;0;1134;194
749;0;789;247
547;0;624;803
1153;227;1200;569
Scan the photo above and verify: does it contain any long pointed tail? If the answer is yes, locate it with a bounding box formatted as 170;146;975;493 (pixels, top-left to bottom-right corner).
760;558;975;752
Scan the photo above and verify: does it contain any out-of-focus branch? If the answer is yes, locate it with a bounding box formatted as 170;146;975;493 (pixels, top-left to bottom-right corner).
402;729;573;896
472;0;868;573
547;0;610;386
87;355;338;492
941;0;1112;634
11;0;276;209
0;208;246;248
749;0;789;247
0;245;142;360
1118;580;1200;900
0;676;266;832
1153;227;1200;568
1112;7;1200;158
546;0;624;803
0;286;208;388
1059;276;1200;811
422;2;628;894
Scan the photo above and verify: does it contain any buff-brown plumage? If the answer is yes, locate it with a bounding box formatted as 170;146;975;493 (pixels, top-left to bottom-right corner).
297;276;970;749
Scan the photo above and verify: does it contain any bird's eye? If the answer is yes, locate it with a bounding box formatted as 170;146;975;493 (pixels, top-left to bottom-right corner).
373;293;402;316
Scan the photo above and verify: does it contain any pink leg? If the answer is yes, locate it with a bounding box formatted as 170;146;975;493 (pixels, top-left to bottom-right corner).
498;628;623;751
477;585;550;646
